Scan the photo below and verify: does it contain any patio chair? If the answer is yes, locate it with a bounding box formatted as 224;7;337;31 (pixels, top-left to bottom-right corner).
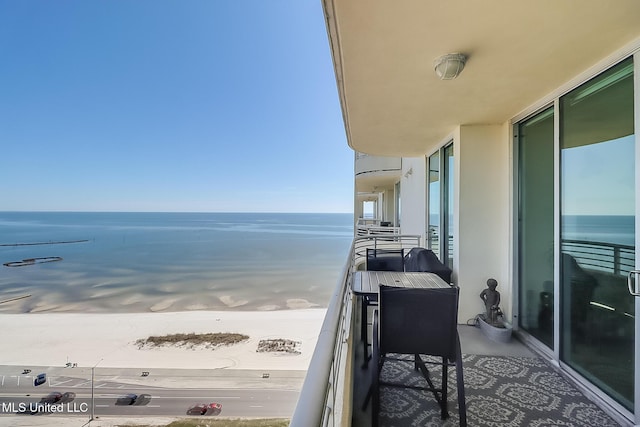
370;285;466;427
360;248;405;366
366;248;405;272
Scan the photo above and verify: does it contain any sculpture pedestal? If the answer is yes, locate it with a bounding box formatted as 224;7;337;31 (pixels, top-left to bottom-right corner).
478;314;512;343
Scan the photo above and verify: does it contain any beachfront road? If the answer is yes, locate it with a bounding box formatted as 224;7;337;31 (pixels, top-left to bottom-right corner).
0;366;305;419
0;388;298;418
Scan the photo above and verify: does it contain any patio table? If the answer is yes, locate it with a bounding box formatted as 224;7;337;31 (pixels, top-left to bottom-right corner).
352;271;452;367
353;271;450;294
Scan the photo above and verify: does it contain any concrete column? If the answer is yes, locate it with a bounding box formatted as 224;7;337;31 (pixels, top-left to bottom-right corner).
454;124;511;323
398;157;427;243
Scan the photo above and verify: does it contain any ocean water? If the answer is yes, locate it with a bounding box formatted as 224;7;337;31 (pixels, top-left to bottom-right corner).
562;215;635;246
0;212;353;313
428;214;635;247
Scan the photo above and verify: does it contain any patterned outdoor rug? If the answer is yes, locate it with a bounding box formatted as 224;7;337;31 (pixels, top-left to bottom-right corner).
378;354;620;427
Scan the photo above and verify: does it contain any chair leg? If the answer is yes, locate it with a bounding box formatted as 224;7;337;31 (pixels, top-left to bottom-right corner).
361;297;366;347
361;297;373;368
360;297;369;369
362;355;385;409
371;381;379;427
371;314;382;427
440;357;449;420
415;354;448;418
455;336;467;426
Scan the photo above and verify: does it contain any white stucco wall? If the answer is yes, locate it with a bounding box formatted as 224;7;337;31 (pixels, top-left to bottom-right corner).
382;189;395;225
455;124;511;323
397;128;511;324
399;158;427;244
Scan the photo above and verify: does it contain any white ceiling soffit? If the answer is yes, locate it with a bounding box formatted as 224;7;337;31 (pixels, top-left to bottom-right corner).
322;0;640;157
355;171;398;193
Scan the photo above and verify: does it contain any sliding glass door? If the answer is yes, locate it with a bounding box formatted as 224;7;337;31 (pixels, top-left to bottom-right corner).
560;57;635;410
518;57;637;415
518;107;555;348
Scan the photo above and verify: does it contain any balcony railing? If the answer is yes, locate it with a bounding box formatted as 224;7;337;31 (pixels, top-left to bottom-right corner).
290;240;355;427
354;153;401;176
290;235;421;427
353;234;421;269
562;239;635;276
355;222;400;237
290;234;635;427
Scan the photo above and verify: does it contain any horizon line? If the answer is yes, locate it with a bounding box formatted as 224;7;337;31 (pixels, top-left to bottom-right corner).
0;210;355;215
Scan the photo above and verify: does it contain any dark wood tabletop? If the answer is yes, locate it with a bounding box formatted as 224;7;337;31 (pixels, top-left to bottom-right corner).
352;271;451;296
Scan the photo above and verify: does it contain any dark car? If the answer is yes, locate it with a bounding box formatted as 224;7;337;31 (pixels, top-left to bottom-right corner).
34;373;46;386
40;392;62;404
40;391;76;404
60;392;76;403
115;393;152;406
186;402;222;416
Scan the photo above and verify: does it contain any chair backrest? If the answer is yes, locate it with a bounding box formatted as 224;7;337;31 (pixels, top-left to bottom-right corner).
366;248;405;272
404;247;452;283
379;285;459;358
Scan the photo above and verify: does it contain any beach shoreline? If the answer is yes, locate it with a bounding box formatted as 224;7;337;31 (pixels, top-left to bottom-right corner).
0;309;326;371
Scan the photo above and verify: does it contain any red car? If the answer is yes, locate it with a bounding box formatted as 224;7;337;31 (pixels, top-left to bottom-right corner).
187;402;222;416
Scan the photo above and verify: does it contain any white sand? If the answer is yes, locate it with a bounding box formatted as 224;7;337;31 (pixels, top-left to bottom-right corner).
0;309;326;371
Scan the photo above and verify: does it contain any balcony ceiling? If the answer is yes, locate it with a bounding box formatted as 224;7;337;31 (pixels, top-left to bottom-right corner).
355;170;399;193
323;0;640;157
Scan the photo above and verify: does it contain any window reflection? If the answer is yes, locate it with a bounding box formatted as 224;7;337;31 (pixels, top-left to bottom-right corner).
560;57;635;409
518;107;555;348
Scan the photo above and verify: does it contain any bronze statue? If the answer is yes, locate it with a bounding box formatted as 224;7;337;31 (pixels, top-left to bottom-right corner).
480;278;502;326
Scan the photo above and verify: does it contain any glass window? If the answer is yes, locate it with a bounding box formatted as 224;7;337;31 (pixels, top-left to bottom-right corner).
395;181;401;227
363;201;375;219
518;107;555;348
428;152;440;258
443;143;454;268
427;142;454;267
560;57;635;409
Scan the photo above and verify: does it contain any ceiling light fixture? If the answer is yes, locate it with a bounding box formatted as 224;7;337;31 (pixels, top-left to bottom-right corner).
434;53;467;80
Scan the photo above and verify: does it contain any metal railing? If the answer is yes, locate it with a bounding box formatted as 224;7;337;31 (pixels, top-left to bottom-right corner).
355;224;401;237
562;239;635;276
289;241;355;427
353;234;421;269
290;235;423;427
289;236;631;426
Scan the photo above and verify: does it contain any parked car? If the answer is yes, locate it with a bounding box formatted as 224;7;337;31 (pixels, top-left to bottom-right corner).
186;402;222;416
33;373;46;386
115;393;152;406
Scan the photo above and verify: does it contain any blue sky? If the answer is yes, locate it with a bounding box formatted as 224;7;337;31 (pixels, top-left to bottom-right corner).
0;1;353;213
562;135;635;216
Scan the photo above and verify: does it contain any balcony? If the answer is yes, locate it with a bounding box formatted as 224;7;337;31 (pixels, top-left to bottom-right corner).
355;153;401;176
355;219;400;237
354;153;401;195
290;236;629;427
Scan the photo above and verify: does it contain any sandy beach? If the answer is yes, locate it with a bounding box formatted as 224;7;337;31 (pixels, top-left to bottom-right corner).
0;309;326;371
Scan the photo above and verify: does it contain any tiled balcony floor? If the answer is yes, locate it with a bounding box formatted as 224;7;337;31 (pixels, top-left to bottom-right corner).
351;303;623;426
